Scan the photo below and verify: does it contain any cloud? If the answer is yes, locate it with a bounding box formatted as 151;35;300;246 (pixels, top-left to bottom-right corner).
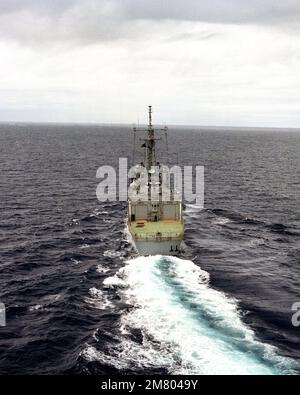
0;1;299;127
0;0;299;45
1;18;299;126
0;1;123;45
122;0;300;24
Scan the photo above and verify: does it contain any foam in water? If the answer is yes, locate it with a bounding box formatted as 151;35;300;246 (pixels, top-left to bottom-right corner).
85;287;114;310
213;217;231;225
98;256;298;375
96;265;110;274
185;204;204;219
79;244;90;250
29;305;43;312
104;250;125;259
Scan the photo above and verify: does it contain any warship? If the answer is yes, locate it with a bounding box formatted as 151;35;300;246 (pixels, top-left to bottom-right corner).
128;106;184;255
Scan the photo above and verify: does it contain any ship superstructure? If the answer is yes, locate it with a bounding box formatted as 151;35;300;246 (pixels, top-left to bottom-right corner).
128;106;184;255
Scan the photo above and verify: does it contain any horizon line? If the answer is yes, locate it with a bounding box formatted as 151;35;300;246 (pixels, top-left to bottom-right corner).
0;120;300;131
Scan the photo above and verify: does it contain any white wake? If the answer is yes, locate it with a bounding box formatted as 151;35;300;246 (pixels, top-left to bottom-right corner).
83;256;298;375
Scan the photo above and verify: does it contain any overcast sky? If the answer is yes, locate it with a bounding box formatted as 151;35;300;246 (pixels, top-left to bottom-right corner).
0;0;299;127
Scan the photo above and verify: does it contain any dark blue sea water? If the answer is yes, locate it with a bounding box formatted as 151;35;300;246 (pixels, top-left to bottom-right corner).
0;124;299;374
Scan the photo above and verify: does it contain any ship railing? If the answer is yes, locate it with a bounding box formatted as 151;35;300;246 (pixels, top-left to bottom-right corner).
134;232;183;241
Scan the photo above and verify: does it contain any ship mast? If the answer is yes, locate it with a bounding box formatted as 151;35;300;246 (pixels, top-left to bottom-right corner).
132;106;167;170
146;105;155;170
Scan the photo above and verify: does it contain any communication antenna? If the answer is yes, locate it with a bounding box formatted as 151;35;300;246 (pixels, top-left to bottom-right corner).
132;125;137;166
148;105;153;128
164;124;169;165
132;106;165;170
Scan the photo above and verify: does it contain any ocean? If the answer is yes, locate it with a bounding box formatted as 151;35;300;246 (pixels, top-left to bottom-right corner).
0;124;299;374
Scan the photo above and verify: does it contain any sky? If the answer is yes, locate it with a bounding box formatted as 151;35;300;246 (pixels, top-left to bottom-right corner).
0;0;299;127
